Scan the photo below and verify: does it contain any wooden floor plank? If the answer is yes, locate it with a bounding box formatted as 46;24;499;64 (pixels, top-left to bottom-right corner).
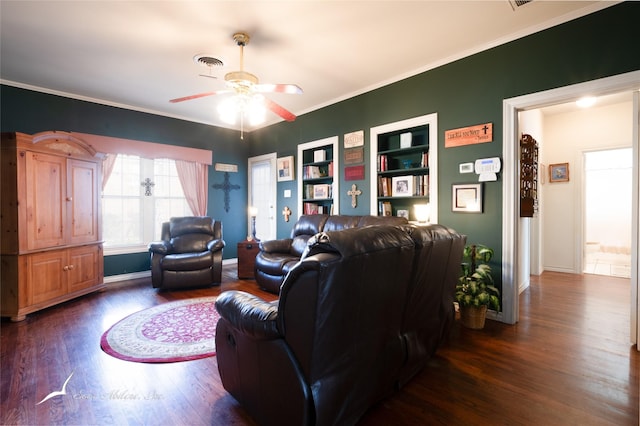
1;268;637;425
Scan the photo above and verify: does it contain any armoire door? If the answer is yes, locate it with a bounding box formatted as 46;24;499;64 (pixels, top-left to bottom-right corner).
24;152;65;251
67;159;99;244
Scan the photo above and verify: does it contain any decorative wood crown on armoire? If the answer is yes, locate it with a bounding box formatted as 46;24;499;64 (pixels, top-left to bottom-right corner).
1;131;104;321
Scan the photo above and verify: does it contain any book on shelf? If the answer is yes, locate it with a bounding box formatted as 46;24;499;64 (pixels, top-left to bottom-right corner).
328;161;334;177
304;184;314;199
303;165;322;179
378;201;392;217
377;154;388;172
378;176;392;197
412;175;429;196
303;202;332;215
421;152;429;168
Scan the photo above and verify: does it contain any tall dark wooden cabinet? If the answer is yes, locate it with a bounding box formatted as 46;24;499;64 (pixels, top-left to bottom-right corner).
1;131;104;321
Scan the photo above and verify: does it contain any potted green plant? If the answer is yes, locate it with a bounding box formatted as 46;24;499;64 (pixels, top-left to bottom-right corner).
456;244;500;329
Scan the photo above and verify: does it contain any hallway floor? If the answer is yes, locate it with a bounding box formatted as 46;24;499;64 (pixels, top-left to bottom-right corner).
584;249;631;278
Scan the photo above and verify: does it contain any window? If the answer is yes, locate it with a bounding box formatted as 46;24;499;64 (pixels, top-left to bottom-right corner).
103;155;191;253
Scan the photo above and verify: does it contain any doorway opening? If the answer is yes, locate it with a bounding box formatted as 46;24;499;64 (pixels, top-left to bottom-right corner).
583;148;632;278
248;153;277;241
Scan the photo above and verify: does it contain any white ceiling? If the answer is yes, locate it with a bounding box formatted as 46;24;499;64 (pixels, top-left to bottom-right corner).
0;1;618;133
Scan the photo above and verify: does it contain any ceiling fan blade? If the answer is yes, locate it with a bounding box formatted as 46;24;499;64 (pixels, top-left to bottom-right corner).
263;97;297;122
255;84;303;95
169;91;228;103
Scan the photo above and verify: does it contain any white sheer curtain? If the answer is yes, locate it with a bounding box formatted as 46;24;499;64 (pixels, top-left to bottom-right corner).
101;153;118;190
175;160;208;216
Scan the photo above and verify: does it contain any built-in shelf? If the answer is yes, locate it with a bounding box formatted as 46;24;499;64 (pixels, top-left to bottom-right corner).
370;114;438;223
297;136;339;217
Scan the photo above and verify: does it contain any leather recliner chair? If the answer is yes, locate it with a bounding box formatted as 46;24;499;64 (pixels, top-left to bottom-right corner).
215;224;465;426
255;214;408;293
148;216;225;289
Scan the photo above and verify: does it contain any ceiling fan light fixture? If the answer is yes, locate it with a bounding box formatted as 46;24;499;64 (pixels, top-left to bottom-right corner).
217;94;266;126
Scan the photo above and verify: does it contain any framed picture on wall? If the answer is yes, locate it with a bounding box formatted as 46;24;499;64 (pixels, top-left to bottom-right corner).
549;162;569;182
277;156;295;182
452;183;482;213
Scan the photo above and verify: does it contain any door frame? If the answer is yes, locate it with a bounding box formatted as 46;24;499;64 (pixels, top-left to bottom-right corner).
502;70;640;346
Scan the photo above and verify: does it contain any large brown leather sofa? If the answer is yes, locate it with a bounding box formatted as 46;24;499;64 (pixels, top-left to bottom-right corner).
215;223;466;425
148;216;225;289
255;214;408;293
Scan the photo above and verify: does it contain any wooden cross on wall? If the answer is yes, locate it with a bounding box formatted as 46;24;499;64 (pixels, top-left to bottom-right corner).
211;172;240;212
347;184;362;208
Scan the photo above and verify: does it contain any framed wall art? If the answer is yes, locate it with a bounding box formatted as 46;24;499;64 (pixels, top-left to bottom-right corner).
549;162;569;182
277;156;295;182
452;183;483;213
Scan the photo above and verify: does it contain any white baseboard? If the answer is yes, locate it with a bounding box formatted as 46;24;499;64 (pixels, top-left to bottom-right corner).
104;259;238;284
103;270;150;284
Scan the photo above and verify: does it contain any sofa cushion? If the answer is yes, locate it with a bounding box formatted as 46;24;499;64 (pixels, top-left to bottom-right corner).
161;251;212;271
170;233;212;253
323;215;361;231
170;216;214;236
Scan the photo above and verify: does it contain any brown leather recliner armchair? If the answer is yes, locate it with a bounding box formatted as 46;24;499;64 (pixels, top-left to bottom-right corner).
255;214;408;293
148;216;225;289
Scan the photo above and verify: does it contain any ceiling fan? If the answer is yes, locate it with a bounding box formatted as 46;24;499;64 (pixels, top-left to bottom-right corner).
170;32;303;124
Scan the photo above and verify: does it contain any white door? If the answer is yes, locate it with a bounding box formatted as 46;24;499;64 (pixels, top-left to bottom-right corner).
248;154;277;241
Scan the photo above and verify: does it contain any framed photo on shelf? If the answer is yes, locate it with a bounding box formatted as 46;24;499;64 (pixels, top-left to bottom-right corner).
392;175;413;197
397;209;409;219
313;184;330;199
277;156;295;182
549;162;569;182
452;183;482;213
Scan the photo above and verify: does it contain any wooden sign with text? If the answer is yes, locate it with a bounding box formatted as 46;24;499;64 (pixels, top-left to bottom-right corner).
445;123;493;148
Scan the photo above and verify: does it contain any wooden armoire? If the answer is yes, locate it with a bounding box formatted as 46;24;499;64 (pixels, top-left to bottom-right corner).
1;131;104;321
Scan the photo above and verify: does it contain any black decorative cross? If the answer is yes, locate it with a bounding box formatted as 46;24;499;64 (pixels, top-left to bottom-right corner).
347;183;362;208
211;172;241;213
141;178;155;196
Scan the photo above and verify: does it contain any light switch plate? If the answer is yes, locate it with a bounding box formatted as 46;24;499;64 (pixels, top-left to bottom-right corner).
284;189;291;198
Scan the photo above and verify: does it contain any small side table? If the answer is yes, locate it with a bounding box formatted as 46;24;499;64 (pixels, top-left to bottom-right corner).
237;239;260;279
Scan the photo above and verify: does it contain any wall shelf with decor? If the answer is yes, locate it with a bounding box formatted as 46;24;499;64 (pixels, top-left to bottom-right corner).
297;136;339;217
370;113;438;223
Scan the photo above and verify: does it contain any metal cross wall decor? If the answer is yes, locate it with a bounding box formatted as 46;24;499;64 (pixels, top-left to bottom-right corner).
141;178;155;196
347;184;362;208
211;172;241;212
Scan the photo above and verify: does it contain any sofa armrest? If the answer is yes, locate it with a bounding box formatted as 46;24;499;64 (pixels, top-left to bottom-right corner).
215;291;280;340
259;238;293;253
207;238;225;252
148;241;171;254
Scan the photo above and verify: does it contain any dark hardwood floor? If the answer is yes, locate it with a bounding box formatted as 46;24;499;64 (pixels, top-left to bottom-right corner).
1;266;638;425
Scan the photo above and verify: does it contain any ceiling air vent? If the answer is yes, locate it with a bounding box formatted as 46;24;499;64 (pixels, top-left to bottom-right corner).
508;0;533;11
193;54;224;68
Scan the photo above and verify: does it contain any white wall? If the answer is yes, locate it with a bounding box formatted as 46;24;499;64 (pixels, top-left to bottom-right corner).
542;101;633;273
519;109;545;290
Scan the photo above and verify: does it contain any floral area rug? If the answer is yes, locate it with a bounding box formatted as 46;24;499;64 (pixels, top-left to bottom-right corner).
100;297;220;363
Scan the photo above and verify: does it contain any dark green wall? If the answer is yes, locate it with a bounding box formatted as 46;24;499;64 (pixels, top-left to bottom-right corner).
0;87;251;275
2;2;639;280
248;2;640;285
